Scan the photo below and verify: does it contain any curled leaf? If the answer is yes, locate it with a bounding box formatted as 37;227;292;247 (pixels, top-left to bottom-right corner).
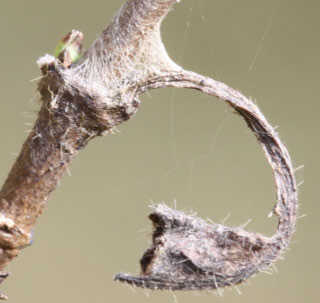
115;204;280;290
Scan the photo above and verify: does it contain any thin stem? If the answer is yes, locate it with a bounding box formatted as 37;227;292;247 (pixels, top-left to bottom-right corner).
141;70;297;243
115;70;297;290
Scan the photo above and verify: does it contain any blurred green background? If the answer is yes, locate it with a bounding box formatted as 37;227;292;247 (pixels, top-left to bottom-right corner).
0;0;318;302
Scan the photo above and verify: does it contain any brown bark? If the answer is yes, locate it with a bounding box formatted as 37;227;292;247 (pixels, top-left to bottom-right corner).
0;0;297;299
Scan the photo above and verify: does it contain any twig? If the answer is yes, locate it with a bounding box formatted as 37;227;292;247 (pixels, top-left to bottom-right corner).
0;0;297;299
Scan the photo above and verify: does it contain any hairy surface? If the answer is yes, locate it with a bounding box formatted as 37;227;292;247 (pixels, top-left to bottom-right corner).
116;204;279;290
0;0;297;299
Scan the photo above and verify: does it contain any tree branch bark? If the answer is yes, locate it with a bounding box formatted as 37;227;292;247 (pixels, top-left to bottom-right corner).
0;0;297;299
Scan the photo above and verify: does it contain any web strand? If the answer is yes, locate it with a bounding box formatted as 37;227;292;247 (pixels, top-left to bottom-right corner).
241;0;284;88
169;0;194;165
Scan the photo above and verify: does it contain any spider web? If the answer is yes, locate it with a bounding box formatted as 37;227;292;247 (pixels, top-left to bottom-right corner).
164;0;285;208
115;0;286;216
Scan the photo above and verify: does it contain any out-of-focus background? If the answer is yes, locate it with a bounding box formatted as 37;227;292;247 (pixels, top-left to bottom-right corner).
0;0;318;302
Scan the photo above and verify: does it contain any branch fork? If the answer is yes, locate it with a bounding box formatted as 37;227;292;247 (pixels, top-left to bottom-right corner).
0;0;297;298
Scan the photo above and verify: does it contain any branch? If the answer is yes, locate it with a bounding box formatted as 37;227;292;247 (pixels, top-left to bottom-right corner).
0;0;297;299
